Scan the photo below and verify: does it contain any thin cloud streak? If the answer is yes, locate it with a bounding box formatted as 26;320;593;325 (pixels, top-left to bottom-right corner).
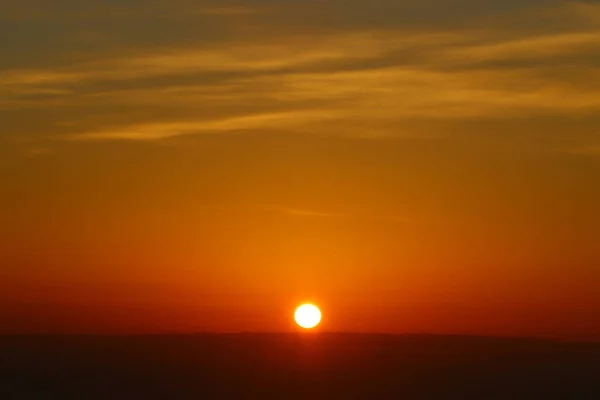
448;31;600;62
66;110;341;141
266;207;415;224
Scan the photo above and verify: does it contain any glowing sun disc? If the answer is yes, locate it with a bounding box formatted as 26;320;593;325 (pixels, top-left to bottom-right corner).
294;304;321;329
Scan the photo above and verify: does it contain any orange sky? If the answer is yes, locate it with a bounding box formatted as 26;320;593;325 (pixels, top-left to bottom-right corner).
1;0;600;338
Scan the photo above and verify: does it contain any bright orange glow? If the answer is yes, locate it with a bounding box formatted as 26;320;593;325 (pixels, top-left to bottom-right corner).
294;304;322;329
3;0;600;341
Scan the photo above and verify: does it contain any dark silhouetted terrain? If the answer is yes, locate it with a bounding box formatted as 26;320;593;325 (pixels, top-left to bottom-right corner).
1;333;599;399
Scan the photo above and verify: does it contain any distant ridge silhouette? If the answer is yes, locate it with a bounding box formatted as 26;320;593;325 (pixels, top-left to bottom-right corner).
1;333;599;399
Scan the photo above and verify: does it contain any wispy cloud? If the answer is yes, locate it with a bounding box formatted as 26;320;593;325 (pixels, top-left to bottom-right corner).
1;0;599;155
447;31;600;63
2;28;598;142
66;110;340;141
188;204;416;224
0;31;455;91
266;206;415;224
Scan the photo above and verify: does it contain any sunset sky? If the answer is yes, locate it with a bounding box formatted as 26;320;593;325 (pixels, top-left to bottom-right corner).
1;0;600;338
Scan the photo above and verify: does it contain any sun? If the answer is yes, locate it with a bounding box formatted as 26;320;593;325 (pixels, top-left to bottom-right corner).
294;304;322;329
